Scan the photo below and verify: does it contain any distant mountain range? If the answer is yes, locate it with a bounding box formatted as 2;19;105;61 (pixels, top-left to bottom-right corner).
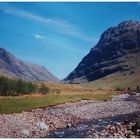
0;48;59;82
64;20;140;86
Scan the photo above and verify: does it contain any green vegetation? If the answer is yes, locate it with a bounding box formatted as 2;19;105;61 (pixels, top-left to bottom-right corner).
116;87;123;91
0;76;49;96
0;76;116;114
0;93;115;114
75;93;113;101
136;86;140;92
136;117;140;128
39;83;49;94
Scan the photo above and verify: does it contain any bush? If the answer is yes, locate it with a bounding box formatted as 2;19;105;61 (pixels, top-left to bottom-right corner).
116;87;122;91
136;86;140;92
39;83;49;94
0;76;38;96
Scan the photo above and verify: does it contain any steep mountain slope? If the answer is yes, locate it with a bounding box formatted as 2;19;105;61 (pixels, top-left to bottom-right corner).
82;51;140;89
64;20;140;85
0;48;59;82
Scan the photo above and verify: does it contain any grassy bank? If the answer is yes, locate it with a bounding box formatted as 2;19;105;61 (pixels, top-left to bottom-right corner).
136;117;140;128
0;92;115;114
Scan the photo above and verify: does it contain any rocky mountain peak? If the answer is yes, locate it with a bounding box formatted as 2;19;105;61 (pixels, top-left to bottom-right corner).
118;20;140;28
0;48;9;59
0;47;19;63
96;20;140;48
64;20;140;83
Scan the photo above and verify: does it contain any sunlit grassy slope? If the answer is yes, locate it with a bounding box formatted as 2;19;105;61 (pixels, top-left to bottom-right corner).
82;71;140;90
82;52;140;90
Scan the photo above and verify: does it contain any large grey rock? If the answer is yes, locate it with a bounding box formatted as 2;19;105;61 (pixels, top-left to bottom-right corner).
37;122;49;131
136;93;140;96
21;129;30;137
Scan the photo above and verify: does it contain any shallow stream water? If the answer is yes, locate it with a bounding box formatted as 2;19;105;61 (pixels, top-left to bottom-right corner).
47;112;137;138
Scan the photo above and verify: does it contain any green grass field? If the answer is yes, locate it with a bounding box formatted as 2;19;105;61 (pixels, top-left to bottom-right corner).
0;92;115;114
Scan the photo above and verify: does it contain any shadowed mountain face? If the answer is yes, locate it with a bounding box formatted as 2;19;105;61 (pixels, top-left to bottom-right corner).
0;48;59;82
64;20;140;83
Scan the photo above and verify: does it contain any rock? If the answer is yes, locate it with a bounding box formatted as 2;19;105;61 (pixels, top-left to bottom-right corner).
66;123;72;128
116;122;121;125
131;124;137;133
21;129;30;137
136;93;140;96
66;124;70;128
124;120;130;125
37;122;49;131
124;133;131;138
127;125;132;130
31;131;36;136
136;129;140;136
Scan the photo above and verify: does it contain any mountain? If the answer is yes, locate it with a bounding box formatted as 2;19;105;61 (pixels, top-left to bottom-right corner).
0;48;59;82
64;20;140;86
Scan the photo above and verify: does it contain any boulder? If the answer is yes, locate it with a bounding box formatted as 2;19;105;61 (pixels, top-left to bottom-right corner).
37;122;49;131
21;129;30;137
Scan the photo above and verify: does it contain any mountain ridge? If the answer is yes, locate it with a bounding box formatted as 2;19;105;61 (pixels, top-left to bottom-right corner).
0;48;59;82
64;20;140;84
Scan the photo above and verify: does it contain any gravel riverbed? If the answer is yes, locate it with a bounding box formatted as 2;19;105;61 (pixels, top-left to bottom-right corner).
0;93;139;138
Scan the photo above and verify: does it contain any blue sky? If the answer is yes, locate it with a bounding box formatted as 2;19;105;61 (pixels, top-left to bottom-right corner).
0;2;140;79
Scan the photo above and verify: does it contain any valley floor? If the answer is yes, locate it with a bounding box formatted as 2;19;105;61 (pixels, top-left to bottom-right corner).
0;93;139;138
